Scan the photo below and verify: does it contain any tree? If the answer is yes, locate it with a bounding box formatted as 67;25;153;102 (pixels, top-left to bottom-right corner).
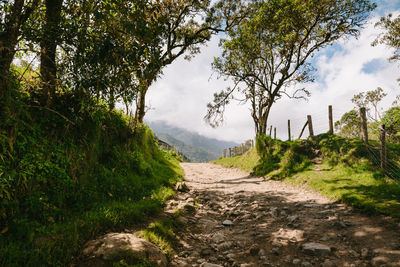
0;0;40;102
40;0;63;107
58;0;237;123
334;109;360;138
59;0;149;110
374;13;400;84
351;87;386;121
205;0;375;136
374;14;400;63
381;106;400;143
132;0;239;125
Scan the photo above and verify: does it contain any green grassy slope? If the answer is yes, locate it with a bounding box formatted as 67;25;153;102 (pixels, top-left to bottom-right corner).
214;134;400;217
0;92;183;266
212;148;260;172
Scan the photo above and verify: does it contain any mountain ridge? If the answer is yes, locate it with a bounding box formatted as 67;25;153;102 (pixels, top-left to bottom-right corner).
147;120;238;162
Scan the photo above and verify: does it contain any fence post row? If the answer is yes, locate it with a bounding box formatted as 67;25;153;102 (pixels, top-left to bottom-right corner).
329;105;333;134
380;124;387;173
307;115;314;137
360;107;368;144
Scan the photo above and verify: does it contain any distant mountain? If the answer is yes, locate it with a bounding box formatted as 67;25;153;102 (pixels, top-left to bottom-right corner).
147;120;238;162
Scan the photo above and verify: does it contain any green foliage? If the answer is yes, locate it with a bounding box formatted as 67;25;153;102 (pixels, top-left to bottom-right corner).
335;109;361;138
315;134;366;166
0;86;182;266
284;162;400;217
161;149;183;163
215;135;312;178
213;147;260;172
351;87;386;121
254;135;313;178
381;107;400;143
277;144;311;178
141;214;183;257
254;135;282;175
374;13;400;64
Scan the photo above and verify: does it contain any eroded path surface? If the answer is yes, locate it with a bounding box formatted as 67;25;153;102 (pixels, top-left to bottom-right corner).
167;163;400;267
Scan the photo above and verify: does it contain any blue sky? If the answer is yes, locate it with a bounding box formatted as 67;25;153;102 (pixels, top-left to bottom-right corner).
146;0;400;143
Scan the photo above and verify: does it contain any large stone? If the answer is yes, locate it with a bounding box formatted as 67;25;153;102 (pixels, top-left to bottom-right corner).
82;233;167;266
371;256;390;266
211;232;225;244
176;182;190;192
302;242;331;255
272;228;304;243
322;259;336;267
200;263;223;267
218;241;234;250
222;220;233;226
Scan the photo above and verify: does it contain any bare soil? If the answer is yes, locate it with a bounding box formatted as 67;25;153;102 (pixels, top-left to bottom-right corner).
166;163;400;267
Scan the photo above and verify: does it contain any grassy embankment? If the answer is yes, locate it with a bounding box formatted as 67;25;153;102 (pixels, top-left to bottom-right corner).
214;134;400;217
0;91;183;266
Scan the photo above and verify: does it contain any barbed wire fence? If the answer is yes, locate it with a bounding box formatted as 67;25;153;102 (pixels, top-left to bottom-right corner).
221;105;400;181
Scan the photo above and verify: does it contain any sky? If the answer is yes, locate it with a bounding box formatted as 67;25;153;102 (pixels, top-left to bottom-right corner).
144;0;400;143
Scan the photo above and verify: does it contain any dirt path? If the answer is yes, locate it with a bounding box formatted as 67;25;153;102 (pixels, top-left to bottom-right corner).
166;163;400;267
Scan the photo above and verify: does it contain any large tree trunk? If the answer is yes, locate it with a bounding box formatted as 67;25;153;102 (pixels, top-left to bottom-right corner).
0;0;25;102
40;0;63;107
258;102;273;136
0;42;17;101
136;89;146;124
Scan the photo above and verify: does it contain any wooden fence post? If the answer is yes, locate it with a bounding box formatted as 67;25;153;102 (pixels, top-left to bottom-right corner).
380;124;387;173
223;149;226;158
360;107;368;144
307;115;314;137
288;120;291;141
229;148;232;158
329;105;333;134
274;127;276;140
298;121;309;139
269;125;273;137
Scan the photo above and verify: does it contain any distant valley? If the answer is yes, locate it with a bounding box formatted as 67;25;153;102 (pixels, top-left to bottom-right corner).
147;121;238;162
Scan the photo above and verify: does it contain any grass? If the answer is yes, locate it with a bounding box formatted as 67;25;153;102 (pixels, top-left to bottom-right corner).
214;134;400;217
213;148;260;172
0;91;184;266
285;162;400;216
140;211;184;258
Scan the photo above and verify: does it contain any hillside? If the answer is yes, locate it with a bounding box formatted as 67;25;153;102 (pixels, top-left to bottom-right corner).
147;120;238;162
0;92;183;266
156;132;216;162
214;134;400;217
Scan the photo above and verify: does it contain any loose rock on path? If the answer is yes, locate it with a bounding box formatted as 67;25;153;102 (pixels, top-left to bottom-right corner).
167;163;400;267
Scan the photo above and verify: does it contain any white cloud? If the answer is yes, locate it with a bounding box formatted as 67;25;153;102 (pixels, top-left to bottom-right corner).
144;7;400;143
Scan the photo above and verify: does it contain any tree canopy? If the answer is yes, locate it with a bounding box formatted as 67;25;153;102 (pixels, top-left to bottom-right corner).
351;87;386;122
374;13;400;62
1;0;236;125
205;0;376;136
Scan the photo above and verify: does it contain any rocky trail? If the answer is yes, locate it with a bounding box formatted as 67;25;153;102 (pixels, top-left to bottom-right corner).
166;163;400;267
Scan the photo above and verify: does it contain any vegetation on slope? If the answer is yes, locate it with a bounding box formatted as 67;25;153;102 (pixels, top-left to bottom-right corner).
214;134;400;217
213;148;259;172
0;88;183;266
